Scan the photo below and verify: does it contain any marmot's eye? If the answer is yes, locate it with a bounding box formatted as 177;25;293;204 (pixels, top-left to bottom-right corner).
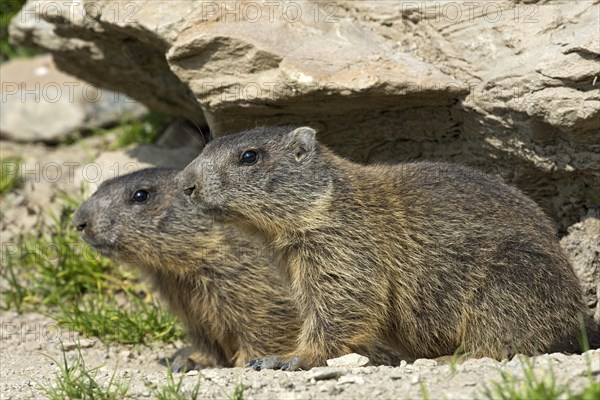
240;150;258;165
132;189;149;203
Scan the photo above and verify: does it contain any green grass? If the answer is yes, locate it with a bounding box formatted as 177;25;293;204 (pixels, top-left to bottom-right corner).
570;382;600;400
146;362;242;400
146;362;202;400
1;197;184;345
419;379;430;400
483;354;599;400
229;380;245;400
60;111;170;147
1;199;118;310
38;342;129;400
90;111;169;149
0;0;38;62
57;292;184;345
0;157;21;195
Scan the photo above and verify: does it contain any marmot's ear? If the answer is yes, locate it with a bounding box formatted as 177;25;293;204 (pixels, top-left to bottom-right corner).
288;127;316;162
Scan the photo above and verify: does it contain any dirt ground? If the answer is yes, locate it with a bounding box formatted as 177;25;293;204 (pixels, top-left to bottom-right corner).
0;310;597;399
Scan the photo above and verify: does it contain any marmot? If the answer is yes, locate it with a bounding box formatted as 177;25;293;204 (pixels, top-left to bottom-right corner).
72;168;300;369
73;168;401;370
178;126;597;371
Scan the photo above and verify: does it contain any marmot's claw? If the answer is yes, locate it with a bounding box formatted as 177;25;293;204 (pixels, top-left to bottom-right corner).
280;356;301;371
246;355;302;371
171;364;184;373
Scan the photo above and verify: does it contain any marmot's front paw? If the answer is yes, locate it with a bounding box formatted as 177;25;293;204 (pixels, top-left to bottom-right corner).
246;355;303;371
171;355;205;373
169;347;221;372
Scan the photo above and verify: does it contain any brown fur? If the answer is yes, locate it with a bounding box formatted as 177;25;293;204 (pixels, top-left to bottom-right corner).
73;168;402;370
178;126;597;370
72;168;300;369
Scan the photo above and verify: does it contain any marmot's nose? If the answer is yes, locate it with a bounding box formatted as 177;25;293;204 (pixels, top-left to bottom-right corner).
183;185;196;196
75;221;87;232
72;207;89;232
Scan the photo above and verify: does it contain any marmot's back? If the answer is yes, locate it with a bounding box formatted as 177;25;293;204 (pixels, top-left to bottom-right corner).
361;162;587;358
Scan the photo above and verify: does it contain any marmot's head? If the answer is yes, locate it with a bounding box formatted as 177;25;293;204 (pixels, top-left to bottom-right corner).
178;126;334;233
73;168;216;270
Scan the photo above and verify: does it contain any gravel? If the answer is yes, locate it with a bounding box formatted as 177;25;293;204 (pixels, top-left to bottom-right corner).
1;311;598;399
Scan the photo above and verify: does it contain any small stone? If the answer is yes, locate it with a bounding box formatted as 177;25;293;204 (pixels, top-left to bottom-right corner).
389;371;405;380
337;375;365;385
306;368;347;381
550;353;568;362
400;360;408;368
201;369;219;380
359;366;377;374
318;383;330;392
252;381;266;389
119;350;132;359
58;342;77;351
186;370;199;376
413;359;438;368
326;353;370;368
410;373;420;384
507;354;528;367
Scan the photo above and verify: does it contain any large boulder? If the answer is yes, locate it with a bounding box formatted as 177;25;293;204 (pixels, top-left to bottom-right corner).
9;0;600;230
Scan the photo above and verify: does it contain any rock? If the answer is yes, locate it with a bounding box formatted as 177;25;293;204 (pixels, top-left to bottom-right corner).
506;354;529;368
0;55;147;143
337;375;365;385
412;359;438;368
326;353;370;368
306;368;347;381
155;118;209;149
9;0;203;120
410;373;420;384
560;210;600;325
549;353;568;363
8;0;600;231
57;337;95;351
389;371;405;380
200;369;220;380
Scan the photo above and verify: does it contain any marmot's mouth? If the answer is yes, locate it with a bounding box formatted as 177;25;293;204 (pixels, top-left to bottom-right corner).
87;243;138;265
80;237;116;257
87;243;114;258
198;201;228;219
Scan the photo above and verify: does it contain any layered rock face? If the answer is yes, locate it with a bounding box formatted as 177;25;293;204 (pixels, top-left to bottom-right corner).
561;211;600;325
9;0;600;231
